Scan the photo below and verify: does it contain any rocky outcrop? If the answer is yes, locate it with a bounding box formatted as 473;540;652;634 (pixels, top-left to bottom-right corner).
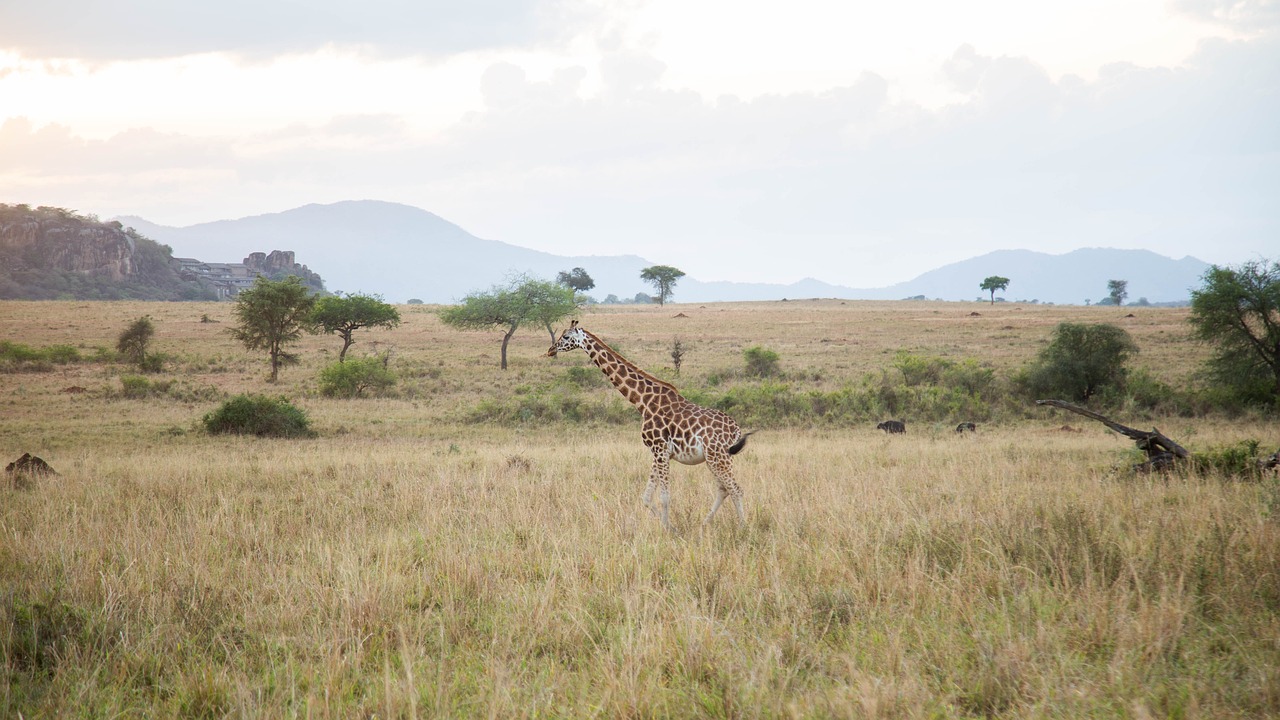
0;205;136;280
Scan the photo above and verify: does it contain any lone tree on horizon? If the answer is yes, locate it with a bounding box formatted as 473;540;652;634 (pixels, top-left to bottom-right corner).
1107;279;1129;306
556;267;596;293
640;265;686;306
980;275;1010;305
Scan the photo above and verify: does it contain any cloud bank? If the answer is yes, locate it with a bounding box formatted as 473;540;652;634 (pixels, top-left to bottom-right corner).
1;1;1276;287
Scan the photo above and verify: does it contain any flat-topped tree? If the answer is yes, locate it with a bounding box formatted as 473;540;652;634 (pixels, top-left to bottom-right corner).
438;276;578;370
308;292;401;362
980;275;1010;305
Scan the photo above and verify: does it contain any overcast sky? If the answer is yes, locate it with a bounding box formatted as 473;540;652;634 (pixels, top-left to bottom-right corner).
1;0;1276;288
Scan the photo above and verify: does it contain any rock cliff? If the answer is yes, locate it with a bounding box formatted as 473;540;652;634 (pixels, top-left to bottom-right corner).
0;205;136;280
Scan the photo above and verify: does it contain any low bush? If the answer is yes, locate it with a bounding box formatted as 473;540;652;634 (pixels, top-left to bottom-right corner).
318;357;396;398
0;341;84;372
202;394;314;438
119;374;170;398
743;346;781;378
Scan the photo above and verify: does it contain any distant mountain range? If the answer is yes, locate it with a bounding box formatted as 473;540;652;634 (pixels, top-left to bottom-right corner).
119;200;1211;304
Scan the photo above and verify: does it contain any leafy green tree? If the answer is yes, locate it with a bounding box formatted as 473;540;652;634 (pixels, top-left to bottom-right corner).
979;276;1010;305
116;315;155;369
308;292;401;362
1107;279;1128;306
438;276;579;369
1022;322;1137;402
640;265;686;306
229;276;316;382
556;267;595;293
1189;259;1280;406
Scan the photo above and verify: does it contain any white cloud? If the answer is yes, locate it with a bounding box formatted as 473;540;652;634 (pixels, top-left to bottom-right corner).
0;0;564;61
0;1;1275;288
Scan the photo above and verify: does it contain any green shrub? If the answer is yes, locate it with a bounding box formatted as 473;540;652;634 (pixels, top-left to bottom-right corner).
1190;439;1263;479
743;346;781;378
119;374;168;398
44;344;82;364
563;365;607;389
0;341;83;372
318;357;396;398
202;394;314;438
1019;322;1137;404
467;390;634;425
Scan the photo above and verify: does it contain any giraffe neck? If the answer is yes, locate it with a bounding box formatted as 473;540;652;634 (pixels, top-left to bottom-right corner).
580;330;677;413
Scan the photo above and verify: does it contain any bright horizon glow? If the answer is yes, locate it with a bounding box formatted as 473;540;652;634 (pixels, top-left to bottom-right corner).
1;0;1275;290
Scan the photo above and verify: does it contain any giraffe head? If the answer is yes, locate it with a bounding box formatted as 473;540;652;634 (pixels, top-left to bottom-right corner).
546;320;588;357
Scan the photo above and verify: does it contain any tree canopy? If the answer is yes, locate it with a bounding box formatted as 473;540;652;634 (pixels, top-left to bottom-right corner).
1189;259;1280;407
979;276;1010;305
308;292;401;362
116;315;155;368
556;267;595;293
1021;322;1137;403
229;276;316;382
1107;279;1129;306
640;265;686;306
438;276;579;369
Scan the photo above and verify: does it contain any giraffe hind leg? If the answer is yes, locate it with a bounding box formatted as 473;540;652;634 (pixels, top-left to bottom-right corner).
704;452;745;526
703;486;727;526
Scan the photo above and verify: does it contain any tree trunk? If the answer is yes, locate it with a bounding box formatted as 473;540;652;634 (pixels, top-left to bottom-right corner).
500;323;518;370
269;345;280;382
339;333;354;363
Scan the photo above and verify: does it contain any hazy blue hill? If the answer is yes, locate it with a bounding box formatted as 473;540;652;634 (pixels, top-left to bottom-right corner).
122;201;1212;304
121;201;657;303
871;248;1210;304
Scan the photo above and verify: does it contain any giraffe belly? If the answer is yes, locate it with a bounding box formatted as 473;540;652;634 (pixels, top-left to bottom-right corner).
668;439;706;465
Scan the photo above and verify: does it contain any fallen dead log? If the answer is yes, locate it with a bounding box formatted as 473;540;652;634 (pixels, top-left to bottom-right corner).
1035;399;1191;472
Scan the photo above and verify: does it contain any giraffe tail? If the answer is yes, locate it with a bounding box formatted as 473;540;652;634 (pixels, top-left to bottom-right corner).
729;431;754;455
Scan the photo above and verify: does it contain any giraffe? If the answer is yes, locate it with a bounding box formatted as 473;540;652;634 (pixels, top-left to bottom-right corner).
547;321;751;531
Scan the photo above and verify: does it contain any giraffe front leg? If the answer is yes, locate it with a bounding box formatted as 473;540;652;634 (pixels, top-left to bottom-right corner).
645;454;673;531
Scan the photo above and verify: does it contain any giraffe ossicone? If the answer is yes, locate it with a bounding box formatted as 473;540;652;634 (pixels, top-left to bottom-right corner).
547;320;751;531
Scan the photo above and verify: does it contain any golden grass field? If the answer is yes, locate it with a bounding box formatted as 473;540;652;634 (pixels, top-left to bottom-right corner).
2;298;1278;718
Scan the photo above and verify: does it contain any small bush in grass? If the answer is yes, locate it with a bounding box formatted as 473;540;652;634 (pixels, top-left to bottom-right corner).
202;394;314;438
119;374;170;398
743;346;781;378
318;356;396;398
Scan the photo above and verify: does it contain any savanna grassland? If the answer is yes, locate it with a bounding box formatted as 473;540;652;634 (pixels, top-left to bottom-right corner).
2;298;1279;718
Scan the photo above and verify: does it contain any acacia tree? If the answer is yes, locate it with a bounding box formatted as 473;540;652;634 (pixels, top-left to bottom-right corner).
229;276;316;382
308;292;401;362
979;276;1010;305
116;315;155;369
1107;279;1129;306
438;276;579;369
1189;259;1280;406
556;267;595;293
640;265;686;306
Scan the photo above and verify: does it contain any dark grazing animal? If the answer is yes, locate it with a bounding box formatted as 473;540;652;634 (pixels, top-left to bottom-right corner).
955;422;977;433
876;420;906;434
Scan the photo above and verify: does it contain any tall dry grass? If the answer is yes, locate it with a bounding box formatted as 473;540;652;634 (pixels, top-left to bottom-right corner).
2;299;1278;717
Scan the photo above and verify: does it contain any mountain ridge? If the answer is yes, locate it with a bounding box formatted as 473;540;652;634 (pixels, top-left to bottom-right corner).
120;200;1212;304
